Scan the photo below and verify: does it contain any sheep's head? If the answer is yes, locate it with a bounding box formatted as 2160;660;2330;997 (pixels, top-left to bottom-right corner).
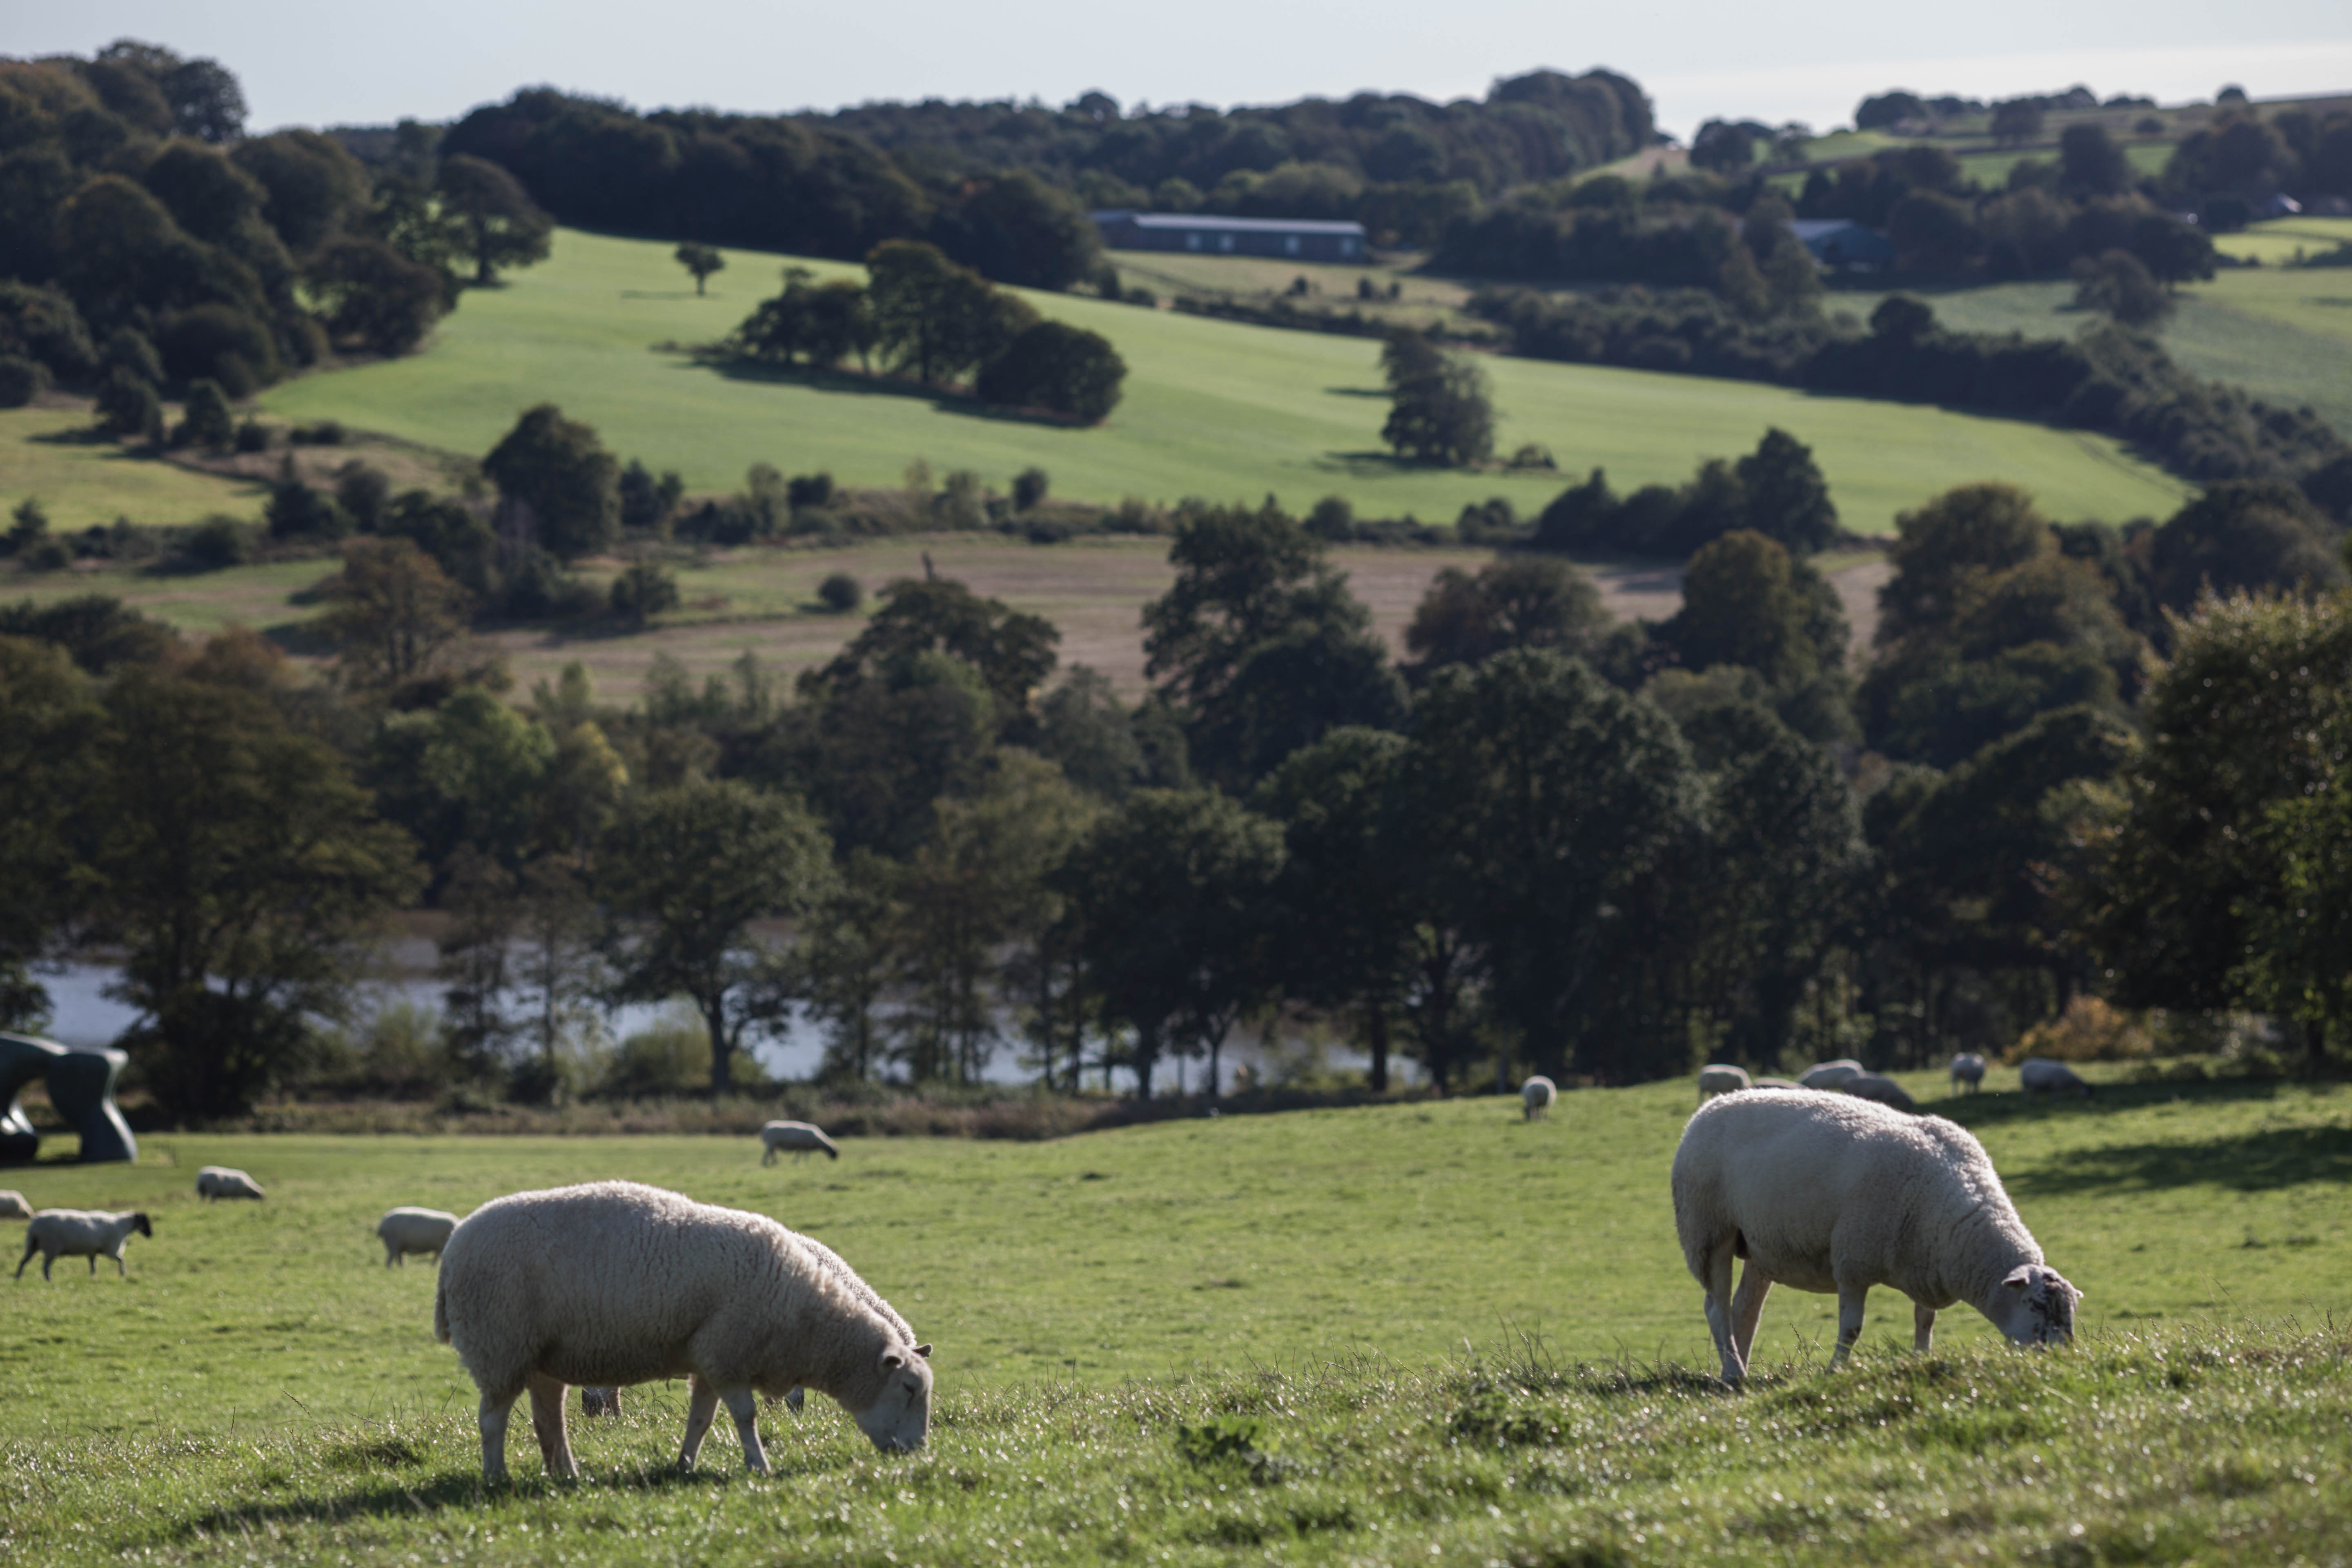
130;1212;152;1238
853;1345;933;1454
1994;1264;2080;1346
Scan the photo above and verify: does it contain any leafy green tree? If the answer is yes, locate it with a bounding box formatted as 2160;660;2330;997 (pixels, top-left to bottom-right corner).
1404;555;1613;679
866;240;1036;385
927;170;1103;290
598;777;833;1095
318;537;472;691
172;377;234;449
483;403;619;560
308;236;448;354
2071;249;2172;327
675;241;725;294
1061;788;1285;1098
1666;530;1845;691
1873;483;2051;645
95;365;161;441
800;849;903;1083
0;636;98;1028
1379;328;1493;466
87;664;421;1120
1989;100;2045;145
1733;427;1838;553
435;154;553;285
975;321;1127;422
232;129;373;254
2147;481;2343;617
2238;703;2352;1067
1408;648;1705;1082
809;576;1059;726
2059;125;2132;196
1036;666;1147;800
372;686;557;869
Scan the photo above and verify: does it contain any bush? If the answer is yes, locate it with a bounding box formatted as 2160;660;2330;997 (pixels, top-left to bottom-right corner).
608;557;680;624
4;497;47;556
290;420;346;445
180;515;255;571
95;368;163;442
154;304;279;394
0;355;49;407
2008;995;2153;1063
817;571;864;612
1011;466;1049;510
786;472;836;509
233;418;270;453
265;480;351;540
975;321;1127;423
21;537;72;572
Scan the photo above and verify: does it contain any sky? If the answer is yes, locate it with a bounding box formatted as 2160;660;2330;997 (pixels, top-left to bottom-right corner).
7;0;2350;140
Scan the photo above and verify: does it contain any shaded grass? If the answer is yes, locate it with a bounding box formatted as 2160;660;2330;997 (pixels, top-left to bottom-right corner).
0;1073;2347;1561
0;405;270;530
253;228;2190;532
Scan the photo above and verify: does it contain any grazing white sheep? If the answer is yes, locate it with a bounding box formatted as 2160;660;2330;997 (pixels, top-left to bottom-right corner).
760;1120;840;1164
777;1231;928;1413
1841;1072;1917;1114
1520;1076;1556;1121
0;1191;32;1220
2020;1058;2093;1098
196;1166;265;1201
1797;1058;1863;1089
376;1207;459;1267
1672;1092;2080;1385
1697;1064;1751;1103
15;1208;153;1280
434;1180;931;1481
1950;1053;1987;1094
1751;1077;1806;1091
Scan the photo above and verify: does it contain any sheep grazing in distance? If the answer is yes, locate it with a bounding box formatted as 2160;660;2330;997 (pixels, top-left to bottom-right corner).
434;1180;931;1481
1798;1058;1863;1089
1751;1077;1805;1091
2020;1058;2093;1098
1521;1076;1556;1120
1950;1053;1987;1094
376;1207;459;1267
196;1166;265;1201
761;1120;840;1164
1672;1093;2080;1385
1841;1073;1917;1114
15;1208;153;1280
1697;1065;1751;1102
0;1191;32;1220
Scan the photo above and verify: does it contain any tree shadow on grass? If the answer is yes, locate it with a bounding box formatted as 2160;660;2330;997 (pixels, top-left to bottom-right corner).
681;355;1090;431
2007;1121;2352;1196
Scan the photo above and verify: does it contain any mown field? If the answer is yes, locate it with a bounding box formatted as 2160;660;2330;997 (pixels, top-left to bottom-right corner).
0;1070;2345;1563
247;228;2190;532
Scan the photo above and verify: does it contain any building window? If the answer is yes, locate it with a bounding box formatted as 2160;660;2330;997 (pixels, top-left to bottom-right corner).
1340;237;1358;258
1284;235;1301;255
1218;233;1235;252
1186;232;1202;251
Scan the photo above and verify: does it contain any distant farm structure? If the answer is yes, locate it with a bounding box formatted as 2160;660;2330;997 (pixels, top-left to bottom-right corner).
1091;210;1368;261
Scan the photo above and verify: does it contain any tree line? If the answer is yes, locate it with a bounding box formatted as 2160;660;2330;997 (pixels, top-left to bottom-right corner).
0;40;555;418
8;448;2352;1120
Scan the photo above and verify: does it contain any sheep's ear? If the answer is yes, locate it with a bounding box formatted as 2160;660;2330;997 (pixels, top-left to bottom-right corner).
881;1350;904;1369
914;1343;932;1359
2001;1265;2035;1291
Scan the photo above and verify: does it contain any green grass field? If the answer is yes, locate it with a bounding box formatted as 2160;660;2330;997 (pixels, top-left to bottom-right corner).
250;229;2190;535
0;1071;2345;1562
0;405;270;530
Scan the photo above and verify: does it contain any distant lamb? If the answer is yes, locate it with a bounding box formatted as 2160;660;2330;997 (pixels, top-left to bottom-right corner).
1521;1076;1556;1120
1697;1065;1751;1102
434;1180;931;1481
1950;1053;1987;1094
1798;1058;1863;1089
196;1166;265;1201
15;1208;152;1280
1841;1072;1917;1114
1673;1092;2079;1385
0;1191;31;1220
2020;1058;2093;1098
760;1121;840;1164
376;1207;459;1267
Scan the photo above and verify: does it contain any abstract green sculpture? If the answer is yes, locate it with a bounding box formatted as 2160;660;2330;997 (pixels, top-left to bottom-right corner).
0;1032;138;1164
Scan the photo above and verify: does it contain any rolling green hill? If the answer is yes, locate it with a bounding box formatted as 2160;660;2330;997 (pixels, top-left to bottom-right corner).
256;229;2191;534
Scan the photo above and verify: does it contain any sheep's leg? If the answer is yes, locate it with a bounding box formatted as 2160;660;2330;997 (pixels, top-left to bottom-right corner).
1913;1300;1936;1353
527;1371;577;1479
1729;1263;1773;1366
722;1385;768;1475
1701;1235;1745;1384
678;1376;721;1472
784;1386;805;1412
114;1248;127;1278
1831;1283;1869;1367
13;1238;30;1281
477;1388;520;1484
762;1147;775;1167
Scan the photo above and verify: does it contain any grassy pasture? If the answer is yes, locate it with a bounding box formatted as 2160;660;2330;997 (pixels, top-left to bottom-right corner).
0;1071;2346;1563
251;229;2190;534
0;405;270;530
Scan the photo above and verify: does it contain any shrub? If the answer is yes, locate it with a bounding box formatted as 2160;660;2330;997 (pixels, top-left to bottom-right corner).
21;537;72;572
817;571;863;612
1012;466;1049;510
4;497;47;556
173;378;235;450
265;480;351;540
180;515;254;571
154;304;279;394
2007;995;2153;1063
290;420;346;445
608;557;679;624
95;368;163;442
786;472;836;509
975;321;1128;423
0;355;48;408
233;418;270;452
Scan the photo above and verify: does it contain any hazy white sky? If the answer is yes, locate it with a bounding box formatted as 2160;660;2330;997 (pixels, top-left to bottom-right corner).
7;0;2349;139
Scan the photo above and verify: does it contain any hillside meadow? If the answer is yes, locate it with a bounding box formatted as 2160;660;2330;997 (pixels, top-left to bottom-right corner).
0;1071;2346;1563
250;229;2191;532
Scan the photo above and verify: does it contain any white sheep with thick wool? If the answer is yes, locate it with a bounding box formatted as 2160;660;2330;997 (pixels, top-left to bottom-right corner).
1671;1092;2080;1385
0;1190;32;1220
196;1166;265;1200
1697;1064;1750;1102
1797;1058;1863;1089
1949;1053;1987;1094
15;1208;152;1279
433;1180;930;1481
376;1206;459;1267
760;1120;840;1163
1520;1076;1556;1120
2020;1058;2093;1097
